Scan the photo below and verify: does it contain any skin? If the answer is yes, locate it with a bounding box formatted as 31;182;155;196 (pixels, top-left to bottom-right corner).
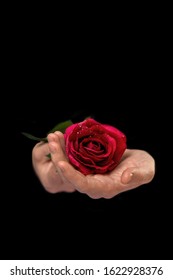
32;131;155;199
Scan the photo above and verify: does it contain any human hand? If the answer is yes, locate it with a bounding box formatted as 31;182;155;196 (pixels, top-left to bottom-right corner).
32;131;155;198
32;132;76;193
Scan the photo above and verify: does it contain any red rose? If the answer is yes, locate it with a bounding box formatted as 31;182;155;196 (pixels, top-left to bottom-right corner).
64;118;127;175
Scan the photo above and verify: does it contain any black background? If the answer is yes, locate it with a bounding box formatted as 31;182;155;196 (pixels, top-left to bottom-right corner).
1;12;171;261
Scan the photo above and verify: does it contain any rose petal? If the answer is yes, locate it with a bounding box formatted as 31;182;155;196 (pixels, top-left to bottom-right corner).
64;118;127;175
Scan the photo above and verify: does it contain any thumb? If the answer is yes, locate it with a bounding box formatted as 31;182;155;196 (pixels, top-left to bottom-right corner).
121;166;154;187
57;161;88;193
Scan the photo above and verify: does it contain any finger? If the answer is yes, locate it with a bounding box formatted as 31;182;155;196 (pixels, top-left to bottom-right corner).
47;134;68;176
47;133;69;181
121;166;154;188
47;133;68;162
32;142;50;163
54;131;66;153
57;161;89;194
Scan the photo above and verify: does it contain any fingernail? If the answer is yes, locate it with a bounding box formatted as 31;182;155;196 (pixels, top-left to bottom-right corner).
127;172;134;183
47;134;55;142
49;142;56;153
58;162;64;172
